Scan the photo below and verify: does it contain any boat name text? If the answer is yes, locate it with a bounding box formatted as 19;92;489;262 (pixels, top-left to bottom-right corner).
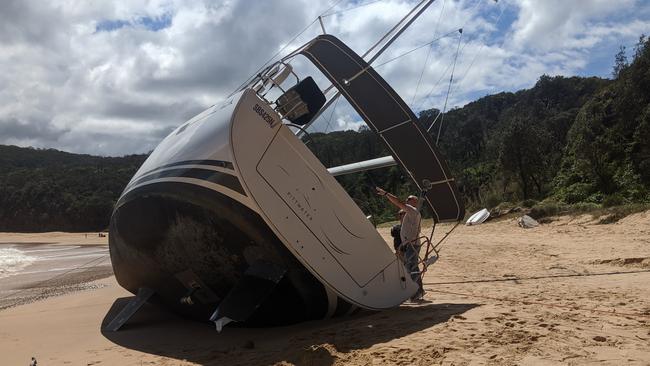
253;104;276;128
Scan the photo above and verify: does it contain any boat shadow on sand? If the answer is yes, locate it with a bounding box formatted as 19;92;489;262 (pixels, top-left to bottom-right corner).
101;299;478;366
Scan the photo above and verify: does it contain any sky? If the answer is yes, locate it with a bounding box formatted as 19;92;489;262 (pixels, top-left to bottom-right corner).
0;0;648;156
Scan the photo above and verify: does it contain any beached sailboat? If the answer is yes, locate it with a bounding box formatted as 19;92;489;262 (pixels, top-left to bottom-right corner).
106;0;464;331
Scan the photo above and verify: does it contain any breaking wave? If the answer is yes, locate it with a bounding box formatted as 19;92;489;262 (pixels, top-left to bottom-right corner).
0;247;35;279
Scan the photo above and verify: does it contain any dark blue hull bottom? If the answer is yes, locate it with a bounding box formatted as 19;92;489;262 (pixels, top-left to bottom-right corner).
109;182;354;326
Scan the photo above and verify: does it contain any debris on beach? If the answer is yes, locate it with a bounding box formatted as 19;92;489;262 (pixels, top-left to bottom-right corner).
517;215;539;228
466;208;490;226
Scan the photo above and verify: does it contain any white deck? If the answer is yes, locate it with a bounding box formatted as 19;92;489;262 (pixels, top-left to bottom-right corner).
230;90;418;309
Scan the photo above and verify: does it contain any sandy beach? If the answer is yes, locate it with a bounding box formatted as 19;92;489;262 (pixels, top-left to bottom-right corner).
1;213;649;365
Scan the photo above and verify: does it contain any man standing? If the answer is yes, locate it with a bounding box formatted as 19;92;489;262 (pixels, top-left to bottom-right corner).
376;187;424;300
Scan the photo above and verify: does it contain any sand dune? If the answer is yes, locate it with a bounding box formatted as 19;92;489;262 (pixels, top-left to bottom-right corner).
0;212;649;365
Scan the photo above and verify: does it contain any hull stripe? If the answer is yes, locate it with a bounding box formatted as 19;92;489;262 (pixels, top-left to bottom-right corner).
135;159;235;181
117;177;258;213
128;168;246;196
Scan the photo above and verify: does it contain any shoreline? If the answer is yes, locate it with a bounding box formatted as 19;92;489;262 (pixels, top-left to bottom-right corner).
0;264;114;311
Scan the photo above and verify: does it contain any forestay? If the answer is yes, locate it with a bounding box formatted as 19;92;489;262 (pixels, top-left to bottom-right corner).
300;35;465;222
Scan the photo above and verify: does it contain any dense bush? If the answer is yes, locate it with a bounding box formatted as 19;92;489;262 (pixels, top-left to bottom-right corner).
529;201;565;219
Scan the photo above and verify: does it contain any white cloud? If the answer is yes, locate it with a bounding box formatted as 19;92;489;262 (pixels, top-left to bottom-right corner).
336;115;366;132
510;0;636;51
0;0;648;155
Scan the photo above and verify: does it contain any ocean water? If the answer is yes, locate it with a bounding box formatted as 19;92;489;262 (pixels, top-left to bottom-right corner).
0;244;109;280
0;246;36;279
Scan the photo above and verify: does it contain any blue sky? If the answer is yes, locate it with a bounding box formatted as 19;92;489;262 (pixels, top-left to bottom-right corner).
0;0;648;155
96;13;173;33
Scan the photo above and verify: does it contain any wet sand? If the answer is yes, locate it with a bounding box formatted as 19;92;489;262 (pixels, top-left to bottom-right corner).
0;234;111;310
0;213;649;365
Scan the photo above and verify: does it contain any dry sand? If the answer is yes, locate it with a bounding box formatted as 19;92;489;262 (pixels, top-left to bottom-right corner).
1;212;649;365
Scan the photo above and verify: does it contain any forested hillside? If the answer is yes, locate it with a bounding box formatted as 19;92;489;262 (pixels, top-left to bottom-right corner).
0;146;146;231
431;75;609;206
554;39;650;206
0;36;648;231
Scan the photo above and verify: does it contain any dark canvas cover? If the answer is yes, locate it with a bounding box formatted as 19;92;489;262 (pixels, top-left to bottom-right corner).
300;35;464;222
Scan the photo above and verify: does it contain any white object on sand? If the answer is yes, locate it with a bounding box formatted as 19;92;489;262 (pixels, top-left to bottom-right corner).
518;215;539;228
466;208;490;226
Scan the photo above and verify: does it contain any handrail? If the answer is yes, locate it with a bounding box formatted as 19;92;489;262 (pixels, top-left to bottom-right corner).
395;234;439;282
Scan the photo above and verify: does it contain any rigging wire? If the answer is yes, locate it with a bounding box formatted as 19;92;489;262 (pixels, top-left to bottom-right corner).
422;28;463;135
229;18;317;95
229;0;344;96
449;0;507;97
322;96;341;134
411;42;435;106
298;0;502;144
300;0;435;134
434;28;462;144
411;0;446;105
425;269;650;286
413;0;485;112
415;59;453;113
321;0;385;17
424;287;650;320
321;0;433;91
414;0;504;138
372;29;459;69
358;0;434;64
418;290;647;342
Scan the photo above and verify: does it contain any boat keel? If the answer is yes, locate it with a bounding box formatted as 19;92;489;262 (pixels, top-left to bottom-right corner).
210;260;287;332
104;287;155;332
